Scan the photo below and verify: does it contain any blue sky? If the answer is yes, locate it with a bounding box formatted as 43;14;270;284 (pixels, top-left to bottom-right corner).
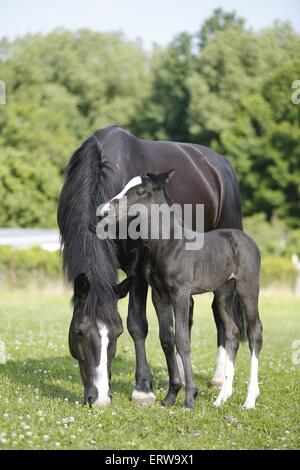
1;0;299;48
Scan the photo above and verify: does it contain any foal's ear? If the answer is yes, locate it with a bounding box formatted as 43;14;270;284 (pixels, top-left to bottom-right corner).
147;169;175;189
74;273;90;300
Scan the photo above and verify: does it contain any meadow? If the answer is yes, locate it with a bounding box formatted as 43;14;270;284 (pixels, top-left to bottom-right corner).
0;288;299;450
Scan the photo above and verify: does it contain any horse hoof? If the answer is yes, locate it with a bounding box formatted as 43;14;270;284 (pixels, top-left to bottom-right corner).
184;401;194;409
161;397;175;407
211;378;223;389
131;389;156;406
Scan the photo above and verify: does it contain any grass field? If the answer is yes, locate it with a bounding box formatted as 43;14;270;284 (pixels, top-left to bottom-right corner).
0;288;299;450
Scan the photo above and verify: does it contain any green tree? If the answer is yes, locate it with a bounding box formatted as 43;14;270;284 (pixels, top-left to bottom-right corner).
133;33;195;141
197;7;245;49
0;148;61;227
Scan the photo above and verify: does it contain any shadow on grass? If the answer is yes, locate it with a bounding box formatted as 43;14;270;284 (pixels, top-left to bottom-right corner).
0;354;182;403
0;354;214;405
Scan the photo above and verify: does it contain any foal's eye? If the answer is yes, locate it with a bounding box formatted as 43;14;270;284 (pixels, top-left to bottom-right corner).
76;330;84;337
137;188;147;196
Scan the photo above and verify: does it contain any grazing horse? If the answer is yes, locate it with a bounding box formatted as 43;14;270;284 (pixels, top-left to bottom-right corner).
104;171;263;409
57;125;242;406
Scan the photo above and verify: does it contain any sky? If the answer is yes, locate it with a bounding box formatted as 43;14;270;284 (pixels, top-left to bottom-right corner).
0;0;299;49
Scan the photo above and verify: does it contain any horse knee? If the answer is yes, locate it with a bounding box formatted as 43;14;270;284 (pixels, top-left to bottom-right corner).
127;316;148;340
160;337;174;352
175;337;190;355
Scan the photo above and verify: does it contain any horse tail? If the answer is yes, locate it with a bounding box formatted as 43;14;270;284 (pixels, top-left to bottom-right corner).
57;126;121;319
232;292;248;342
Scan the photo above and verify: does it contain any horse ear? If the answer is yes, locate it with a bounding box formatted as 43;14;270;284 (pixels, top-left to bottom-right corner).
163;169;175;183
147;169;175;189
74;273;90;300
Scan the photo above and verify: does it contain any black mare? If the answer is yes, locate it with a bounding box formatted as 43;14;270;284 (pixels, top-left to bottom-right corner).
106;171;263;409
57;125;242;406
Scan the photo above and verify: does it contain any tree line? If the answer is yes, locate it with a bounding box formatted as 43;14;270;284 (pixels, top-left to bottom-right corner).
0;8;299;228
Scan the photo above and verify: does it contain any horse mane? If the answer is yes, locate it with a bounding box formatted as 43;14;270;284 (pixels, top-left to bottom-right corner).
57;126;121;324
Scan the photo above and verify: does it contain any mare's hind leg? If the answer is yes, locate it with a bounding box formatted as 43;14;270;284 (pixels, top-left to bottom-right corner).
176;296;193;388
152;290;182;406
238;285;263;409
211;297;226;389
214;284;240;407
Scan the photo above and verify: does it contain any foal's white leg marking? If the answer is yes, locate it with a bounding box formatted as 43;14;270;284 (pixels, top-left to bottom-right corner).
214;351;235;407
243;353;259;409
100;176;142;215
176;352;186;387
94;324;111;406
211;346;226;388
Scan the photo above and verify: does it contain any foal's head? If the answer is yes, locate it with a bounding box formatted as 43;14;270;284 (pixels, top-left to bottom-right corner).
100;170;175;222
69;273;122;407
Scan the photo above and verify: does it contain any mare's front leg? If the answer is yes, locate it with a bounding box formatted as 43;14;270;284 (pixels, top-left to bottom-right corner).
127;273;155;404
152;290;182;406
173;289;198;408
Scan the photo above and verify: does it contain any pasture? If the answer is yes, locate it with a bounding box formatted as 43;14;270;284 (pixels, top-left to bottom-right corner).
0;288;299;450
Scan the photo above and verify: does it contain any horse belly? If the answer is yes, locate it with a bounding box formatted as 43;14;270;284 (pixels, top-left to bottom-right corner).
192;267;232;294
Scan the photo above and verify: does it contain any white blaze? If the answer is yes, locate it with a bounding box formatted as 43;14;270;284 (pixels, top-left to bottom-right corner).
94;323;110;406
100;176;142;216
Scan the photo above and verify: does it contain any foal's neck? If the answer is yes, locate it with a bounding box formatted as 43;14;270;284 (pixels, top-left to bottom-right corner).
142;190;185;250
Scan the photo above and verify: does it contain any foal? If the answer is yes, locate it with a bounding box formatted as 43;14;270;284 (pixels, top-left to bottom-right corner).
101;171;263;409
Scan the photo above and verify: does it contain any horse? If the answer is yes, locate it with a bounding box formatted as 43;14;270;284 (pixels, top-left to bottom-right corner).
102;170;263;409
57;125;243;406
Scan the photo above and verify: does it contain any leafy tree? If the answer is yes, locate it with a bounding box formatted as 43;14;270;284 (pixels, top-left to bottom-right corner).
0;148;61;227
197;7;245;49
133;33;195;141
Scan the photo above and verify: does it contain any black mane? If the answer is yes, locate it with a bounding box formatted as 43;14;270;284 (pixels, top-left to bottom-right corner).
57;126;121;324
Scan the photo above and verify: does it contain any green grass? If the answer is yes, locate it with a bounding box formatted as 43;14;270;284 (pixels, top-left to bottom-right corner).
0;288;299;450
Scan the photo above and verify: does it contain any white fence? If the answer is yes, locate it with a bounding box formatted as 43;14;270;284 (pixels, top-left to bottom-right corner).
0;228;60;252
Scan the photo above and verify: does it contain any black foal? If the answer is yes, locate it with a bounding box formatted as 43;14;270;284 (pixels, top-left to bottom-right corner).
102;170;263;409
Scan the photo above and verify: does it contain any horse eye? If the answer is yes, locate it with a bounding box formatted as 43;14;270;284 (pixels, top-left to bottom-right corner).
76;330;84;337
137;188;146;196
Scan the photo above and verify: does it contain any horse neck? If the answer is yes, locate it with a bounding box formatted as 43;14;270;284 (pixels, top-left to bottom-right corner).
141;190;186;251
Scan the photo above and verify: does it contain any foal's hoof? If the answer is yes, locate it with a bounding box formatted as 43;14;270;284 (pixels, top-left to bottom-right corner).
161;395;176;407
184;401;195;409
211;377;223;389
131;389;156;406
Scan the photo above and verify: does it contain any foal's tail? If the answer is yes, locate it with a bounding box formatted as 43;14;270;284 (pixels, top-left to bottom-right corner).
232;292;248;342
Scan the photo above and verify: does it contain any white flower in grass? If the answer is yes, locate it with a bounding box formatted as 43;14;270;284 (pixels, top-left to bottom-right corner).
37;410;43;416
55;442;61;447
19;435;25;440
43;435;50;442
